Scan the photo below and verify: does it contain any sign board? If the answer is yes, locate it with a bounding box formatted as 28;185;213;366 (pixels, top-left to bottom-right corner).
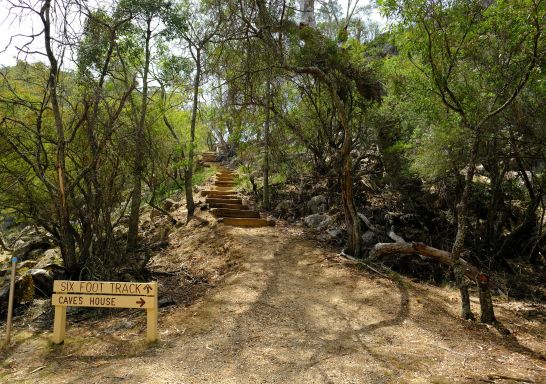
52;294;154;309
53;280;156;296
51;280;158;344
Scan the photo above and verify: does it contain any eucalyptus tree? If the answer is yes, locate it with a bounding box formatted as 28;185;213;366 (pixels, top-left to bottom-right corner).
379;0;545;322
117;0;177;253
166;0;228;218
248;0;381;258
0;0;136;276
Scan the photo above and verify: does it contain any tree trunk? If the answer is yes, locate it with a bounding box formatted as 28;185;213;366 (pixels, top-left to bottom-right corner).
340;130;362;257
298;0;315;27
451;136;479;320
185;47;201;218
263;78;271;210
127;17;152;253
335;93;362;258
477;274;496;323
42;0;77;273
371;241;481;281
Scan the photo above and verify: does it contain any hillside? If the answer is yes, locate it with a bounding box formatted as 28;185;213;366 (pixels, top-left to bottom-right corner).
1;178;545;383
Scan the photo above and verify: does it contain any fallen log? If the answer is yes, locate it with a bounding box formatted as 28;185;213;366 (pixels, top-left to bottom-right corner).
370;242;480;281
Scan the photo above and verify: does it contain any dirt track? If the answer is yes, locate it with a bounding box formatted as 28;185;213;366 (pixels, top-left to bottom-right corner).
2;223;545;383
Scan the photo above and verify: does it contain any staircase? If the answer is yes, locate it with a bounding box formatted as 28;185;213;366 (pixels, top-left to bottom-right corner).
200;152;275;228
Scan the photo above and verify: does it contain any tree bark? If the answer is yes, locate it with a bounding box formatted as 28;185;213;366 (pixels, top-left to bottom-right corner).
127;16;152;253
371;241;481;281
263;78;271;210
185;46;201;218
477;274;496;323
450;136;479;320
41;0;77;273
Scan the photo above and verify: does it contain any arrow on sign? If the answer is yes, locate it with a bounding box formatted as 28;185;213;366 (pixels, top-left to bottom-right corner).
136;298;146;307
143;284;153;294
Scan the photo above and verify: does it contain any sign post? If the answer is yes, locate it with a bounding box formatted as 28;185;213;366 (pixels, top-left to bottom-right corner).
5;257;17;345
51;280;158;344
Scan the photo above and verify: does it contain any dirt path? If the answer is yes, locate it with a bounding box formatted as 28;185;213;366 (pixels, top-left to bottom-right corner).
2;224;545;383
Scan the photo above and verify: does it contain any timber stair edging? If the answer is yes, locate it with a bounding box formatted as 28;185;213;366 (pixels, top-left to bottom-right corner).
199;151;275;228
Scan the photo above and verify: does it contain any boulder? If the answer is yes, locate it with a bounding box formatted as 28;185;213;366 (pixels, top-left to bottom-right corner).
28;268;54;297
17;260;37;270
0;273;34;313
0;215;17;230
275;200;293;217
327;228;344;240
12;237;51;261
304;214;331;229
150;209;164;219
307;195;328;214
163;198;180;211
35;248;63;269
361;230;377;245
318;228;344;244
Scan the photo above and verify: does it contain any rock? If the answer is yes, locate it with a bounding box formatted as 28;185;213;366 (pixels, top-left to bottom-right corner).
327;228;344;240
150;209;164;219
151;223;171;244
106;319;135;334
1;273;35;312
35;248;62;269
0;215;17;230
20;225;37;237
362;230;377;245
318;228;344;244
274;200;293;218
28;268;54;297
158;297;176;308
12;237;51;261
12;239;26;249
17;260;37;270
307;195;328;214
304;214;331;229
163;198;179;211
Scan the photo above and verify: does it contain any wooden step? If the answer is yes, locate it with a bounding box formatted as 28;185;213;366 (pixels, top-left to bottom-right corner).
209;203;247;210
219;217;275;227
206;197;242;205
211;208;260;218
201;190;238;196
215;181;236;187
216;175;236;180
210;186;236;192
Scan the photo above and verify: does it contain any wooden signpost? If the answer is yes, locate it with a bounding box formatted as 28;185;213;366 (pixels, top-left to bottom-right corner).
51;280;158;344
4;257;17;345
